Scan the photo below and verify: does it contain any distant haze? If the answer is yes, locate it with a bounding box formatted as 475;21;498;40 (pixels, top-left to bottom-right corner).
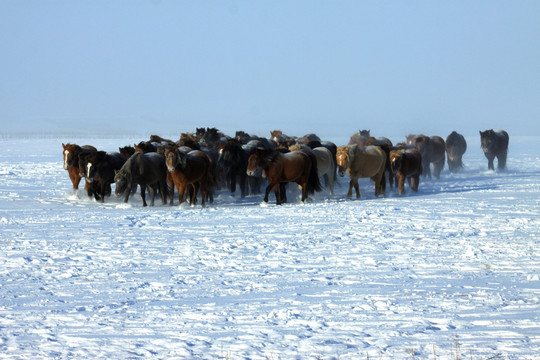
1;1;539;139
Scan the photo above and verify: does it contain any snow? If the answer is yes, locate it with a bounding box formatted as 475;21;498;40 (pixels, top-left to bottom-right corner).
0;136;539;359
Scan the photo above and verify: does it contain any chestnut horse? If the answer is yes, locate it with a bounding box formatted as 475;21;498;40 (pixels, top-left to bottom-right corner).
246;148;321;205
165;148;213;207
480;129;509;170
390;149;423;196
446;131;467;172
62;143;97;193
336;145;386;198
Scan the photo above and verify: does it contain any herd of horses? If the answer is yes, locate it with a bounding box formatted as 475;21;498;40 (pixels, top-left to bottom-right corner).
61;128;510;206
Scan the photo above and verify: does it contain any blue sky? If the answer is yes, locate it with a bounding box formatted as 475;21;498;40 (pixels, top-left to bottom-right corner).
1;1;539;140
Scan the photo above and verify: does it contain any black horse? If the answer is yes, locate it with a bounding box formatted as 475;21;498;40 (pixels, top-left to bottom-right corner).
218;139;249;197
480;130;509;170
446;131;467;172
114;152;168;206
81;151;126;202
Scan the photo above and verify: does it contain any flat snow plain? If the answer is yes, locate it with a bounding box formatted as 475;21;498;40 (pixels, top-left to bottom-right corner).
0;135;539;359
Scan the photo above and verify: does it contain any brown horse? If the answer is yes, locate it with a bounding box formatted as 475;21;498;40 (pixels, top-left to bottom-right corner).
408;135;446;179
62;143;97;192
336;145;386;198
480;129;509;170
446;131;467;172
246;148;321;205
389;149;423;196
165;148;213;207
289;144;336;195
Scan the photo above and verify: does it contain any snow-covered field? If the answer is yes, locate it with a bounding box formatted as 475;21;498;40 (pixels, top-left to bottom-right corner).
0;135;539;359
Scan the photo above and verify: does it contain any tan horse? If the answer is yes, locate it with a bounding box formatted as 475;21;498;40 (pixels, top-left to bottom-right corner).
336;145;386;198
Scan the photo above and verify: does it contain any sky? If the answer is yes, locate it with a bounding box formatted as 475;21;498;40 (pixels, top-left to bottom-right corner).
1;1;539;141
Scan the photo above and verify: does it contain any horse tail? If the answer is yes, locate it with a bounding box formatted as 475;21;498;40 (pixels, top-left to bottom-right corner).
306;152;322;194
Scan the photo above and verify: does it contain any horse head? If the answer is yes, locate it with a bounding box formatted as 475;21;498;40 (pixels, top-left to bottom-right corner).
114;168;130;197
336;146;350;177
480;129;496;153
390;150;404;174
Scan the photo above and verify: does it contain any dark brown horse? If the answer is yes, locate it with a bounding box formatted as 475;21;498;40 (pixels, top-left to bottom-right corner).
218;139;249;197
165;148;213;207
408;135;446;179
246;148;321;205
119;145;136;160
480;129;509;170
114;152;168;207
389;149;423;196
446;131;467;172
80;151;125;202
62;143;97;193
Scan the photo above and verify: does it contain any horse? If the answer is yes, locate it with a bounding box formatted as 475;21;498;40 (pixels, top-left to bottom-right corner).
389;149;423;196
246;148;321;205
349;130;393;148
165;148;213;206
336;145;386;198
218;139;249;197
270;130;296;149
134;141;159;154
114;152;168;207
177;133;201;150
445;131;467;172
408;135;446;179
480;129;509;170
62;143;97;193
119;145;135;160
81;151;125;202
289;144;335;195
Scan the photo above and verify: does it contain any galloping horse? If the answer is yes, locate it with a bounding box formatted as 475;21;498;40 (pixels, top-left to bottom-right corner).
81;151;125;202
246;148;321;205
480;129;509;170
114;152;168;207
165;148;213;206
336;145;386;198
446;131;467;172
62;143;97;193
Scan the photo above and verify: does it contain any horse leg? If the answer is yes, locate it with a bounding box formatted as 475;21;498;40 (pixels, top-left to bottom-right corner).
140;184;148;207
398;174;405;196
229;173;236;194
191;182;199;206
100;182;107;203
497;152;507;170
279;183;287;203
354;180;360;198
167;173;175;204
347;180;354;198
263;182;274;203
69;167;81;190
487;154;495;170
177;183;186;204
411;175;420;192
200;179;207;207
274;184;282;205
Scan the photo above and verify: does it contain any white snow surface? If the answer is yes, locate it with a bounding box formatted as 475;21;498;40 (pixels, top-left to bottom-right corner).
1;136;539;359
